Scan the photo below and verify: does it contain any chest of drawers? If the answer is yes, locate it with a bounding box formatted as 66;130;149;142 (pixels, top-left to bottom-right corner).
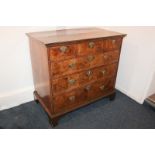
27;28;126;126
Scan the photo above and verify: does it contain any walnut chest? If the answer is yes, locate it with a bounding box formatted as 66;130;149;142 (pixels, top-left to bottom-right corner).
27;28;126;126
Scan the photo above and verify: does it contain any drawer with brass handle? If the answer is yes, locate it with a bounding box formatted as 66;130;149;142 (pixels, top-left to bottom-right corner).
78;40;103;56
86;77;116;100
51;58;79;78
52;74;79;94
53;88;86;113
103;37;123;51
96;63;118;79
50;43;77;62
102;50;120;65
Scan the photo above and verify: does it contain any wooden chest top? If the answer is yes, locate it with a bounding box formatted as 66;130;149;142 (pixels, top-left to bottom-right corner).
27;27;126;46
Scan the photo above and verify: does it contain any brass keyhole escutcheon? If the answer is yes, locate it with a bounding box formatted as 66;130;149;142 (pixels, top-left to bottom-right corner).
60;46;68;53
100;85;105;91
88;42;95;48
86;70;93;77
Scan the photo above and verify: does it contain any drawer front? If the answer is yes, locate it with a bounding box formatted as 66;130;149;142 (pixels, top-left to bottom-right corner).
52;74;79;94
78;40;103;56
102;50;120;65
51;58;80;78
53;77;115;113
103;37;122;51
53;88;86;113
51;51;120;78
49;43;77;62
86;78;115;100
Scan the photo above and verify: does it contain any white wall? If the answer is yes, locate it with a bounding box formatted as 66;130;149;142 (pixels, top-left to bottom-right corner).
0;26;155;110
0;27;55;110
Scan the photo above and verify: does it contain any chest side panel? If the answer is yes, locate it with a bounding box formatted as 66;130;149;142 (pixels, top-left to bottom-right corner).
29;38;52;112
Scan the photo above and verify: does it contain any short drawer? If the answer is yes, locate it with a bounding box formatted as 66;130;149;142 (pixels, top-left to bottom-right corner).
103;37;122;51
51;51;120;78
52;63;118;94
102;50;120;65
53;77;115;113
53;88;86;113
49;43;77;62
85;77;115;100
52;73;79;94
78;39;103;56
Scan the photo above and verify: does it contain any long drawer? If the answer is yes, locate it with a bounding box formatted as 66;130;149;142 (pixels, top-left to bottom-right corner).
53;77;115;113
51;50;120;78
52;63;118;95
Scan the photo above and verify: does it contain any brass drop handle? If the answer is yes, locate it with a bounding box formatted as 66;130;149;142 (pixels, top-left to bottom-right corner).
85;85;91;91
87;55;95;62
88;41;95;48
86;70;93;77
100;85;105;91
101;70;106;75
60;46;68;53
69;63;76;69
69;96;75;102
68;79;76;85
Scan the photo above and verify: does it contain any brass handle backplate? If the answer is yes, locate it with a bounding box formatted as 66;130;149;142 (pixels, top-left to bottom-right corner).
100;85;105;91
87;55;95;62
68;79;76;85
69;96;75;102
60;46;68;53
69;63;76;69
101;70;106;75
86;70;93;77
88;41;95;48
85;85;91;91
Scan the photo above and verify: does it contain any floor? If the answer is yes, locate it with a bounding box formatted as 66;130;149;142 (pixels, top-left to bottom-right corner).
0;91;155;129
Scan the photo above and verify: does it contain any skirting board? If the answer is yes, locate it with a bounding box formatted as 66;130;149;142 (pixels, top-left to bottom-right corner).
0;86;34;111
116;86;143;104
0;85;142;111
